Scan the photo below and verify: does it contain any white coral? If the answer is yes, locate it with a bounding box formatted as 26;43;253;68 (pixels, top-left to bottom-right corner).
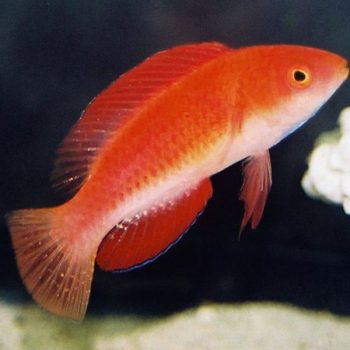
302;107;350;214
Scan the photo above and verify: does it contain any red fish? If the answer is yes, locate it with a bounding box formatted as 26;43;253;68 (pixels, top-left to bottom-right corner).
7;42;348;320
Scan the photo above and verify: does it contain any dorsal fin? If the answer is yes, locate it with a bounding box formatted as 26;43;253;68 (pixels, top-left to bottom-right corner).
96;178;213;272
51;42;231;194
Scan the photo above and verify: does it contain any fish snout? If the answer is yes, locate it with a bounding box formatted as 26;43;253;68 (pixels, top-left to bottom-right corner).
338;59;349;80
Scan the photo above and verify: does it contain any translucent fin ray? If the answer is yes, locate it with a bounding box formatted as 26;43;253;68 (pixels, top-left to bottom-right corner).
7;208;96;320
239;151;272;233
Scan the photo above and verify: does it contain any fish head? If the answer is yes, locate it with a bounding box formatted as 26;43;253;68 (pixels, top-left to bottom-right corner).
238;45;348;145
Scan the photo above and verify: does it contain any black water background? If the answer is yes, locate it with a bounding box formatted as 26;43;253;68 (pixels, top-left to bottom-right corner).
1;0;350;317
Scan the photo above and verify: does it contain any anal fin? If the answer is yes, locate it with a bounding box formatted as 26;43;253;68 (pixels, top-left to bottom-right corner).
96;179;213;271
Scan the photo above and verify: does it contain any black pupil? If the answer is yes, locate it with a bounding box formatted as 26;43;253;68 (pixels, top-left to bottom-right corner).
294;70;306;82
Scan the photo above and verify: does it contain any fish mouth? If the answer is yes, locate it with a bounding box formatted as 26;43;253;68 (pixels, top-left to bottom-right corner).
340;63;349;80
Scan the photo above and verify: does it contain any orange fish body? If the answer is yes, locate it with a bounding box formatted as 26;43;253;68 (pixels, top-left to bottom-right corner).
7;43;348;319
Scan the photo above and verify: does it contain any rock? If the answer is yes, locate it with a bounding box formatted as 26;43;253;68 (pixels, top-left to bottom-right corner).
2;299;350;349
302;144;342;204
0;302;22;350
302;106;350;213
94;303;350;350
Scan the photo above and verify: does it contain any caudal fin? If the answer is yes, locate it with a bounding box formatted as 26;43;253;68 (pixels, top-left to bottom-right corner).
7;208;96;320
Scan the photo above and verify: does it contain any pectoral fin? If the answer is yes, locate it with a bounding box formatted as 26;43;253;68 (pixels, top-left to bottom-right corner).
239;151;272;232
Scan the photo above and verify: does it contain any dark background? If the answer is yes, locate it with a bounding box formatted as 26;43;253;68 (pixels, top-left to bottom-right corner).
1;0;350;317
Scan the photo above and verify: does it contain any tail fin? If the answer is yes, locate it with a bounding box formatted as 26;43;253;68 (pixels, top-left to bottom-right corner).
7;208;96;320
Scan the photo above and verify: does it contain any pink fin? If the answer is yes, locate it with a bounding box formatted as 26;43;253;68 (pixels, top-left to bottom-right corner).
7;208;96;320
239;151;272;232
96;179;213;271
51;42;230;194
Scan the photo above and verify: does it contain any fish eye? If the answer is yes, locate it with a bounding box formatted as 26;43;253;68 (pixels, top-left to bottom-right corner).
293;70;306;82
289;68;312;88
